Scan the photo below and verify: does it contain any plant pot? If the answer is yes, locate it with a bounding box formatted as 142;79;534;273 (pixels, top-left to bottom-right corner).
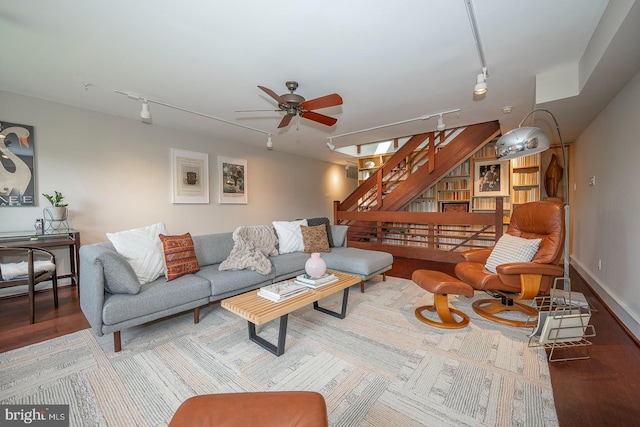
45;207;67;221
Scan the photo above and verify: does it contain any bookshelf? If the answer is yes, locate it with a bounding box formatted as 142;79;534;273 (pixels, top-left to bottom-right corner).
510;153;541;211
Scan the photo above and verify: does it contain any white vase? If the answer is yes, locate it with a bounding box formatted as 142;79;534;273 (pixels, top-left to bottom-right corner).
305;252;327;279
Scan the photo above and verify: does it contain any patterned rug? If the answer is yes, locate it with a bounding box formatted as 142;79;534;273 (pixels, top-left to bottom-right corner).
0;276;557;426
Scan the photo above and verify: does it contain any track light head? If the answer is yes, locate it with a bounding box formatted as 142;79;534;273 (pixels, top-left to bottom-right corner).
436;114;445;131
327;139;335;151
140;100;152;124
266;134;273;150
474;68;488;96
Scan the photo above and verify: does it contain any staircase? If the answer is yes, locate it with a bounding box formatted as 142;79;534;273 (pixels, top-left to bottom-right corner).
334;121;502;262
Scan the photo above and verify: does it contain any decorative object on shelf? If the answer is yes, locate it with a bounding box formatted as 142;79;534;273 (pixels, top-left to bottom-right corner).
42;190;69;233
304;252;327;279
441;201;469;213
544;153;563;199
42;190;68;220
363;160;375;168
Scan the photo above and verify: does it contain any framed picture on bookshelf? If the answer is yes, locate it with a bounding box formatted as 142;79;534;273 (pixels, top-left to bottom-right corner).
441;201;469;213
473;159;509;197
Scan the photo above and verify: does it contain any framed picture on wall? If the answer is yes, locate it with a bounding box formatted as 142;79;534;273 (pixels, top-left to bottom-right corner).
171;148;209;204
0;121;36;207
473;159;509;197
218;156;247;204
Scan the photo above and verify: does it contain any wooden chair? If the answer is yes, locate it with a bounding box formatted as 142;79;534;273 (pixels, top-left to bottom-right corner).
0;247;58;323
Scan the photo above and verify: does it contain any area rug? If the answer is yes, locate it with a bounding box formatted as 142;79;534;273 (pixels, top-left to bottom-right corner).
0;276;557;426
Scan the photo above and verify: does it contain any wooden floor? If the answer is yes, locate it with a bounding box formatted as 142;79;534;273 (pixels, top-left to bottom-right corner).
2;258;640;425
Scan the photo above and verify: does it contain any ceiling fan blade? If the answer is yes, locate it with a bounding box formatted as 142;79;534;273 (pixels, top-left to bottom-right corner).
300;111;337;127
299;93;343;111
278;114;294;128
258;85;287;105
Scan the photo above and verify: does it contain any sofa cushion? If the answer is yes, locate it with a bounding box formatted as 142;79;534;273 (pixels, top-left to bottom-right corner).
270;252;309;280
195;264;274;298
306;217;334;247
159;233;200;281
300;225;331;253
106;223;168;284
98;250;141;294
484;233;542;274
322;247;393;277
272;219;308;254
102;274;210;325
192;232;235;266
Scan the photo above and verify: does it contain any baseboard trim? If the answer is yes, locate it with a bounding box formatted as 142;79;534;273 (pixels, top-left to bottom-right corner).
572;259;640;345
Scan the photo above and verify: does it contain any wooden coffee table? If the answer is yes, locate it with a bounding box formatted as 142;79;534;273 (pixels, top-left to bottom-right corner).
221;271;361;356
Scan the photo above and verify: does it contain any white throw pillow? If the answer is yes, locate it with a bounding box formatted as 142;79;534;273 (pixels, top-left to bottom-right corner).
272;219;308;254
484;233;542;274
106;223;168;284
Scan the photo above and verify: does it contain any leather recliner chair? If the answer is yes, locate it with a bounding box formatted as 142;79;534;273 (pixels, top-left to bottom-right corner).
455;201;565;327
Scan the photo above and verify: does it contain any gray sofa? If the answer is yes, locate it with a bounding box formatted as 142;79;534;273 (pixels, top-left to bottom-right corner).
79;225;393;352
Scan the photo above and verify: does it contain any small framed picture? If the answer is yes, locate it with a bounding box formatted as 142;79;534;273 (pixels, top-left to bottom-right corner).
441;201;469;213
171;148;209;204
219;156;247;204
473;159;509;197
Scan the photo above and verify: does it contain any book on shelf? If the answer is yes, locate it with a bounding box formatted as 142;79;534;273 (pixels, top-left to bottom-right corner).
295;273;339;288
257;281;308;302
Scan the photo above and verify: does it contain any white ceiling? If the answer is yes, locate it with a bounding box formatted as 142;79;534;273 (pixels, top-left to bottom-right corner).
2;0;639;164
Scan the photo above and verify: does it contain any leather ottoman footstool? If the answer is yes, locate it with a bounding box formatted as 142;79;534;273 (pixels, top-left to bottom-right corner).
169;391;328;427
411;270;475;329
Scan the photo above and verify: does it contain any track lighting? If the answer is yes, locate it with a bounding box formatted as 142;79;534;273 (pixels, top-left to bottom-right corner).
140;100;152;124
474;67;488;96
115;90;271;141
436;114;445;131
266;134;273;150
327;139;335;151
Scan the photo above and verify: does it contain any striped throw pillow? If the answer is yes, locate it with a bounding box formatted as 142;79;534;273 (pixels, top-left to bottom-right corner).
485;233;541;274
159;233;200;281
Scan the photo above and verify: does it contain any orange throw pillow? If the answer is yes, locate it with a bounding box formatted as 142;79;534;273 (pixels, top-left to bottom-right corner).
300;225;331;253
159;233;200;281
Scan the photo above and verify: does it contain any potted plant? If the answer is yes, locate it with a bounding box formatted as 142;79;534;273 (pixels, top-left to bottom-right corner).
43;191;68;221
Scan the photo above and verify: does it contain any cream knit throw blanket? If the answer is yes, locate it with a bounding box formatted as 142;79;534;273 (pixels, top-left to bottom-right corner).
218;225;279;275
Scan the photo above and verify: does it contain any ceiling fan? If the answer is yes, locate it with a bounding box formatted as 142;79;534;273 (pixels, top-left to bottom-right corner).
239;81;343;129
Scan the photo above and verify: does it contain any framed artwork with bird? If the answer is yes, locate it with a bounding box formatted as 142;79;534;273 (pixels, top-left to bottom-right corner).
0;121;36;207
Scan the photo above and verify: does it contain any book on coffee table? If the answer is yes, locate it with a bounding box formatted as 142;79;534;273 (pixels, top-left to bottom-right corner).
258;281;308;302
295;273;339;289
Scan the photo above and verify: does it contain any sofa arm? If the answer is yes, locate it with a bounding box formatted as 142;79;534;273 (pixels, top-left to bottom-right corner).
79;243;111;337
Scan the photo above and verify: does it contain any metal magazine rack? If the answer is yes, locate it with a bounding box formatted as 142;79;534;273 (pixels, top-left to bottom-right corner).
527;277;596;362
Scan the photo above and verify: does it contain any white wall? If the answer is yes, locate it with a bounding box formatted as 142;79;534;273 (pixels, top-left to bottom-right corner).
572;69;640;338
0;91;356;244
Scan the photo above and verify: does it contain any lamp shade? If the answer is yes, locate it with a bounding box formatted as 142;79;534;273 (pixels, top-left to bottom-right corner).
495;126;551;160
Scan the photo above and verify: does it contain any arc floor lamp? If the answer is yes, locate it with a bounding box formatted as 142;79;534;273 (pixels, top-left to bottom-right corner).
494;108;571;293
